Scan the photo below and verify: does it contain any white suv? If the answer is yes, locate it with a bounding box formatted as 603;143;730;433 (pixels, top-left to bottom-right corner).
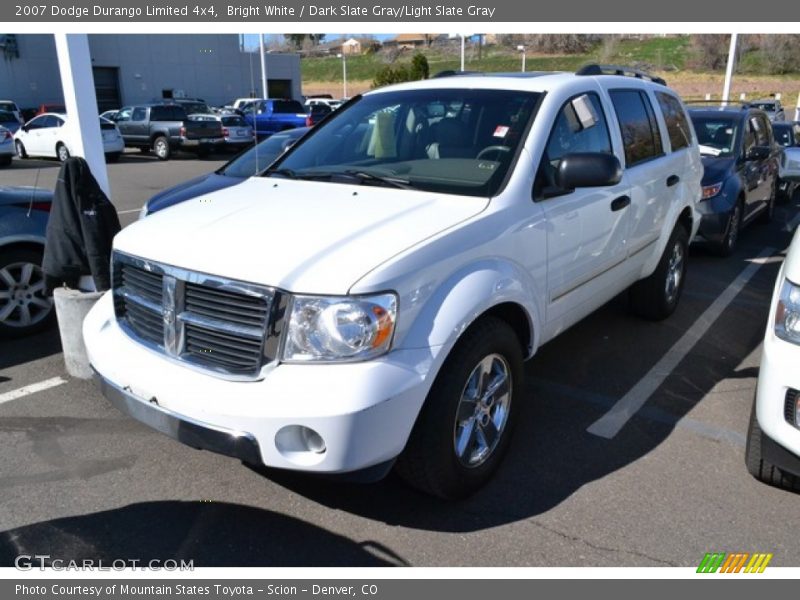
85;65;703;498
746;227;800;492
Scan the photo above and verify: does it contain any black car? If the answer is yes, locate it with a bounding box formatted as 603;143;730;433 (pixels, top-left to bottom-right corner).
688;105;780;256
772;121;800;200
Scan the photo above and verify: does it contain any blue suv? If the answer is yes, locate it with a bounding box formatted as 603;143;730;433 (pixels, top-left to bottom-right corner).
688;104;779;256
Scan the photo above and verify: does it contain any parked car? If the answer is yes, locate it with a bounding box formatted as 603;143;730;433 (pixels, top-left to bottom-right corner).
140;127;308;217
0;126;14;166
100;109;119;122
773;121;800;201
241;98;307;137
305;103;332;126
218;113;255;149
226;97;260;111
0;100;23;124
688;104;779;255
0;110;22;135
305;98;343;111
36;103;66;116
85;65;702;499
751;99;785;123
113;104;225;160
0;186;54;336
14;114;124;162
746;225;800;492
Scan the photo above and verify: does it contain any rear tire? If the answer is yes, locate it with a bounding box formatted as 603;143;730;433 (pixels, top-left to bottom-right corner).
629;224;688;321
152;136;170;161
395;316;524;499
745;395;800;492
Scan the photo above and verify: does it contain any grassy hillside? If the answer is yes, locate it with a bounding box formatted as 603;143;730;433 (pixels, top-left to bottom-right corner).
301;35;800;104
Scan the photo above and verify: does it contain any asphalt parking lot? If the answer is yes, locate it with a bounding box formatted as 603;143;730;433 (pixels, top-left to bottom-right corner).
1;151;799;567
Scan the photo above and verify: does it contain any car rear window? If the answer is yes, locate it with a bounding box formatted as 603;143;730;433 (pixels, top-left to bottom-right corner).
222;116;247;126
0;103;17;113
273;100;305;114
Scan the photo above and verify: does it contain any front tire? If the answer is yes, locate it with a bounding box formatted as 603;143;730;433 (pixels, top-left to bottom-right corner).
396;316;524;499
15;140;27;159
56;143;70;162
0;248;55;337
745;395;800;492
629;224;689;321
712;200;742;257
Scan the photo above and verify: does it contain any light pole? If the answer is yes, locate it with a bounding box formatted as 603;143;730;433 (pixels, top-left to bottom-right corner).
517;45;526;73
337;52;347;99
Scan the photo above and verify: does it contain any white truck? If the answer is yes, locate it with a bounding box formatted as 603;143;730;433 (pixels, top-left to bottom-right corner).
85;65;703;499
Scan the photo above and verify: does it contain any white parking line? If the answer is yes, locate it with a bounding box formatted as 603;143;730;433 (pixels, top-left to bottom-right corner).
587;248;777;439
0;377;68;406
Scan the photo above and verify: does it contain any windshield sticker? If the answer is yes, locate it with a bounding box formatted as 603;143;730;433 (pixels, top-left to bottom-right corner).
493;125;510;138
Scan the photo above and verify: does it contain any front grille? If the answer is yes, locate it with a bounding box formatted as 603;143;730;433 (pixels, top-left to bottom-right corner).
112;252;281;380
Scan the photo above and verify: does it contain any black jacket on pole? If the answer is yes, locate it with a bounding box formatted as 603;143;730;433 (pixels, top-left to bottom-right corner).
43;157;120;293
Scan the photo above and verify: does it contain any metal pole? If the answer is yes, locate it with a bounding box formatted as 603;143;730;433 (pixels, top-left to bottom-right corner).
342;54;347;98
722;33;738;106
259;33;268;99
518;45;526;72
460;35;465;71
54;34;109;198
795;92;800;122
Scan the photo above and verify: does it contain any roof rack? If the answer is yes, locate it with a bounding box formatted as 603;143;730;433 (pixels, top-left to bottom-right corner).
576;64;667;87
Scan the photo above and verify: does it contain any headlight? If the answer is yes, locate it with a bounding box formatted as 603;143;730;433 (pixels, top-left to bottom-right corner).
137;205;149;220
283;293;397;363
701;182;723;200
775;279;800;344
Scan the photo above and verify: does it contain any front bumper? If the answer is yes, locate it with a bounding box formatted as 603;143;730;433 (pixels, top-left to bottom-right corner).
84;292;436;474
756;329;800;478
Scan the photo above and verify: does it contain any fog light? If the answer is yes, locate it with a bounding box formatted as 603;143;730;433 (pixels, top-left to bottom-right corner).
301;427;326;454
785;389;800;428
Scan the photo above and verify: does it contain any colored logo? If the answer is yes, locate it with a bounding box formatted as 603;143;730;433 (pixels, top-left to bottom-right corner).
697;552;773;573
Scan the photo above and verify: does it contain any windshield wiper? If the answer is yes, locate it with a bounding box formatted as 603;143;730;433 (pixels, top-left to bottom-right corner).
341;170;414;190
263;167;299;179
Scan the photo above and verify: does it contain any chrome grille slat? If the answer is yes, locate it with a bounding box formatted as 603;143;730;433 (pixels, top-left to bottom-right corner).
112;252;276;381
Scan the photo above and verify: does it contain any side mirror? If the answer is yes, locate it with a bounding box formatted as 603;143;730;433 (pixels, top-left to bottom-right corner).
746;146;770;161
557;153;623;189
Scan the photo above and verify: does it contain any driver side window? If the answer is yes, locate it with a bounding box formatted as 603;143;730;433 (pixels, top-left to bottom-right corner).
535;93;612;199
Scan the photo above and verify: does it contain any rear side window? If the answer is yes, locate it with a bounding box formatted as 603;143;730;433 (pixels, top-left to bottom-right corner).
609;90;664;166
655;92;693;151
131;107;147;121
273;100;305;114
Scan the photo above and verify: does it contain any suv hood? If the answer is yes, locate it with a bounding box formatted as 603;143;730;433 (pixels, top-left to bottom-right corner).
114;177;488;294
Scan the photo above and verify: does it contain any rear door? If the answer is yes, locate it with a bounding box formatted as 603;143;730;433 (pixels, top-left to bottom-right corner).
607;88;674;268
538;92;631;326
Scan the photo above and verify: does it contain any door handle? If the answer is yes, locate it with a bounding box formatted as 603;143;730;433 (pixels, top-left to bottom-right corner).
610;195;630;211
666;175;680;187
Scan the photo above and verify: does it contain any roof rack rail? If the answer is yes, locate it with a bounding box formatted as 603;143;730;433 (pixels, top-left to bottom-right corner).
576;64;667;87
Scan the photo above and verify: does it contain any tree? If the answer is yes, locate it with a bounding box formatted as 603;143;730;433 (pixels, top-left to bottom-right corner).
410;53;430;80
688;35;729;70
284;34;326;50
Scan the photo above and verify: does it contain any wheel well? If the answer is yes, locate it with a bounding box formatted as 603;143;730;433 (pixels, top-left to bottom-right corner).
677;206;693;235
481;302;532;356
0;241;45;257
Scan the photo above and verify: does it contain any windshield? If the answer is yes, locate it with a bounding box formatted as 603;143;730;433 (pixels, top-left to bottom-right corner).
268;88;541;197
220;130;305;177
690;116;739;157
